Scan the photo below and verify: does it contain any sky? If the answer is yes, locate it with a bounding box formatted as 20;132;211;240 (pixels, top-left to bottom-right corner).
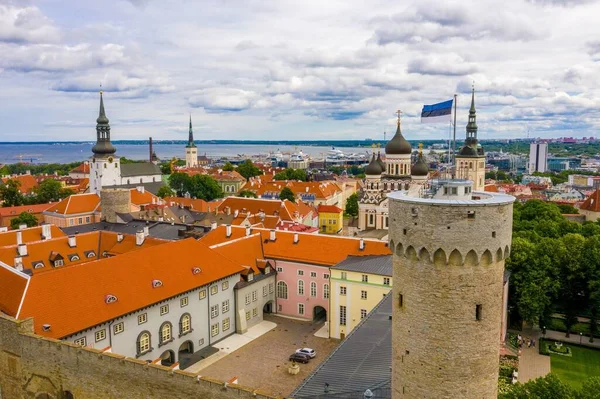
1;0;600;142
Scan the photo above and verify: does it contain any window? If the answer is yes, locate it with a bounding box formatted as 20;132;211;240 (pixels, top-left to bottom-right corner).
310;281;317;297
210;285;218;295
137;332;150;355
298;270;304;276
451;187;458;195
278;304;282;312
69;254;79;261
199;289;206;300
252;290;258;302
222;281;229;290
54;259;64;267
340;286;347;295
114;322;124;335
222;300;230;313
223;317;230;332
277;281;288;299
476;304;482;321
180;297;189;307
323;284;329;299
492;231;496;238
211;323;219;337
263;286;268;297
361;290;367;300
298;303;305;315
269;282;274;294
245;293;251;305
160;305;169;315
248;273;254;282
324;273;329;279
399;294;403;308
383;277;390;286
310;272;317;277
246;311;251;320
78;217;83;224
253;307;258;317
180;314;191;335
340;306;347;326
74;337;86;346
138;313;148;325
86;216;90;223
341;272;347;280
265;266;271;274
211;305;219;318
277;266;283;272
467;211;476;219
298;280;304;295
160;323;172;344
86;251;95;258
362;275;368;283
361;309;367;319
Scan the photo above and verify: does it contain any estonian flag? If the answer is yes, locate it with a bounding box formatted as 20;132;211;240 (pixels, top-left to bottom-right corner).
421;99;453;124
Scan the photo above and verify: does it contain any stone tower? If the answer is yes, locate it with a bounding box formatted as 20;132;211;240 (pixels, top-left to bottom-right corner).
455;87;485;190
185;115;198;168
388;180;514;399
100;188;131;223
90;91;121;195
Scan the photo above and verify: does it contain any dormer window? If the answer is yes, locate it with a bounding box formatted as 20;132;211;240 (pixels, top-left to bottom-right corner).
265;266;271;274
54;259;64;267
152;279;163;288
248;272;254;282
69;254;80;262
192;267;202;275
85;251;96;258
32;261;44;269
105;294;118;304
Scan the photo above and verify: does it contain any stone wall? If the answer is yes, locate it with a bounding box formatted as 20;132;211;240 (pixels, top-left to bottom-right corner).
100;189;131;223
388;193;514;399
0;315;279;399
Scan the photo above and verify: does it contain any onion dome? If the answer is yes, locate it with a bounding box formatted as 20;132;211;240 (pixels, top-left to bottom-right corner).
411;144;428;176
365;153;383;175
376;151;385;170
385;118;412;155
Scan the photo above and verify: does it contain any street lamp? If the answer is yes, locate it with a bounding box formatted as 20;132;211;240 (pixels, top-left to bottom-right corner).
580;332;583;344
543;326;546;340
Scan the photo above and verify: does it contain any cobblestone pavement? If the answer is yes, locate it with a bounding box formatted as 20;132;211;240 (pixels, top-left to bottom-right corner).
517;327;551;383
198;314;339;397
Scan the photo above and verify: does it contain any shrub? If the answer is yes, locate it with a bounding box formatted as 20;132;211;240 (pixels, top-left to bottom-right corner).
549;318;567;331
571;322;591;335
539;338;550;356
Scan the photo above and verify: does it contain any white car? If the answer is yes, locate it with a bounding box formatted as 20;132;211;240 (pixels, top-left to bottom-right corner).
296;348;316;358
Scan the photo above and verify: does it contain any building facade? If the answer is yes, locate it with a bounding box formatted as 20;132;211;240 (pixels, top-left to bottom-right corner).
528;142;548;173
317;204;343;234
388;180;515;398
455;88;486;191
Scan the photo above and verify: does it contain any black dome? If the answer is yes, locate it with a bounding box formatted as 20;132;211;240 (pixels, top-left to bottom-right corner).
411;154;428;176
385;123;412;155
458;145;478;157
365;153;382;175
376;152;385;170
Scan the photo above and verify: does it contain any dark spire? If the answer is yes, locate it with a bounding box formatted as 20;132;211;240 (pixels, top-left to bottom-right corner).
466;85;478;141
186;114;196;148
92;91;116;156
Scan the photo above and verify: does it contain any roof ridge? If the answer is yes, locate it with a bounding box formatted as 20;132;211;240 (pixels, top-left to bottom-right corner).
209;233;261;249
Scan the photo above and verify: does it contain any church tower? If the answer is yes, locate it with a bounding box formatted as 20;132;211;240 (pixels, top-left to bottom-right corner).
90;91;121;195
388;180;514;399
185;115;198;168
455;87;485;190
384;112;412;178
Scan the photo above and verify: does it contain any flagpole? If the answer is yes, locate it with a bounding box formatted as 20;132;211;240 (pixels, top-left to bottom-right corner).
452;93;457;179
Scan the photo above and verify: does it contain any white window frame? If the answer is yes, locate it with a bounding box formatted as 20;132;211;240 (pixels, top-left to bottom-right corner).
245;293;251;305
361;290;367;300
298;280;304;295
199;289;206;299
160;323;172;343
252;307;258;317
180;297;189;307
383;277;390;286
341;272;347;280
276;266;283;272
210;285;218;295
340;305;347;326
297;270;304;276
223;317;230;331
323;283;329;299
138;313;148;325
222;300;230;313
277;281;288;299
298;303;305;315
340;286;347;295
310;272;317;277
324;273;330;279
263;286;268;297
95;329;106;342
113;322;124;335
361;309;367;319
252;290;258;302
160;305;169;315
245;311;251;320
211;323;219;337
310;281;317;297
269;282;274;294
211;305;219;319
74;337;86;346
181;315;191;334
222;281;229;290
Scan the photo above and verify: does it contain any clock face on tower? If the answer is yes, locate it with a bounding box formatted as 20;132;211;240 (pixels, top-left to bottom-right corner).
108;157;113;163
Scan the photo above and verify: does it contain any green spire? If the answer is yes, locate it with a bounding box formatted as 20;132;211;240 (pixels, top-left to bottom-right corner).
186;114;196;148
466;86;478;139
92;91;116;156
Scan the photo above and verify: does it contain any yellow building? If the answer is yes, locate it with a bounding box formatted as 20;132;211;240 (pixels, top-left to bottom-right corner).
318;204;343;234
329;255;392;339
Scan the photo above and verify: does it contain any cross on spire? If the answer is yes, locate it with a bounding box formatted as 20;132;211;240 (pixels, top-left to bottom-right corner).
395;109;402;125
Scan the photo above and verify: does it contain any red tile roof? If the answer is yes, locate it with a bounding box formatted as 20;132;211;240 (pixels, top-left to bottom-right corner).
318;204;343;214
580;189;600;212
0;264;28;316
70;163;90;174
210;234;266;274
45;193;101;215
0;202;57;217
0;225;66;247
2;175;39;194
163;197;209;212
130;188;158;206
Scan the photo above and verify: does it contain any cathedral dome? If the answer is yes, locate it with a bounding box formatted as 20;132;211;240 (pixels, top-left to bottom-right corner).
411;154;428;176
365;153;383;175
385;123;412;155
376;152;385;170
458;145;478;157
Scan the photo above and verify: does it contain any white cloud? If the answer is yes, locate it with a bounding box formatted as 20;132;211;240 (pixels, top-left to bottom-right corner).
0;5;61;43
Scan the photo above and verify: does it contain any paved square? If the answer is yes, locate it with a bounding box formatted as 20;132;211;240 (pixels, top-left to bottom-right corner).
198;315;339;397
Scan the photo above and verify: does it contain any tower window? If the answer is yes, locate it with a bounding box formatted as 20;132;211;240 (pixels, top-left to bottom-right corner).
467;211;476;219
399;294;404;308
476;304;482;321
403;228;407;235
492;231;496;238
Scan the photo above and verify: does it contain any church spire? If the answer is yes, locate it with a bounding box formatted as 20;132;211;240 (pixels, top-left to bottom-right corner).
186;114;196;148
466;85;478;141
92;91;116;156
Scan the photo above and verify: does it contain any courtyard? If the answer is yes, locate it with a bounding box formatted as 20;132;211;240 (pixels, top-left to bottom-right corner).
196;314;340;397
549;343;600;389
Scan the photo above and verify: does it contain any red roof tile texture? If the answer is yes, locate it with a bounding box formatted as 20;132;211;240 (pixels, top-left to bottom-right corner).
580;189;600;212
0;225;66;247
0;265;28;316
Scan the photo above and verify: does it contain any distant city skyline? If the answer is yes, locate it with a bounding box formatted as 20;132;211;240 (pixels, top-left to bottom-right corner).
1;0;600;141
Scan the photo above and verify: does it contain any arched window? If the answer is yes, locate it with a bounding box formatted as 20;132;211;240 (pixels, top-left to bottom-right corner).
277;281;288;299
180;314;191;335
298;280;304;295
160;322;172;344
104;164;107;169
137;331;151;356
310;281;317;297
323;283;329;299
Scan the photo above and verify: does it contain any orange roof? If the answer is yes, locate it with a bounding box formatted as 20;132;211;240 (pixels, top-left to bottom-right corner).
0;264;28;316
318;204;343;214
163;197;209;212
245;181;342;200
2;175;39;194
0;225;66;247
580;189;600;212
210;234;266;274
0;202;57;217
211;170;245;182
70;163;90;174
217;197;297;220
200;226;391;266
45;193;100;215
129;188;158;206
16;238;245;338
76;178;89;193
484;184;499;193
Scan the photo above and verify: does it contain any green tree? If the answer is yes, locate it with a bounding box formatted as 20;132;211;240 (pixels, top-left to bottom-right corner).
35;179;73;203
558;204;579;214
236;160;263;179
279;187;296;202
273;168;308;181
222;162;235;172
188;174;223;201
156;185;175;198
10;212;38;229
559;234;587;337
238;190;257;198
0;179;24;207
576;377;600;399
345;193;359;217
160;162;172;175
499;374;573;399
0;165;9;176
168;173;192;196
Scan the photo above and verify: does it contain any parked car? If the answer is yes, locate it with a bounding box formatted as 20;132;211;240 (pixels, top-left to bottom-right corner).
289;353;311;364
296;348;316;358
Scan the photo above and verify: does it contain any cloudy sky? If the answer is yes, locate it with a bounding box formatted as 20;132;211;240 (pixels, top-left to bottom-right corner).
1;0;600;142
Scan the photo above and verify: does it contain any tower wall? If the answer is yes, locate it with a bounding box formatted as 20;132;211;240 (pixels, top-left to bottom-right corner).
388;190;514;399
101;188;131;223
455;156;486;191
186;147;198;168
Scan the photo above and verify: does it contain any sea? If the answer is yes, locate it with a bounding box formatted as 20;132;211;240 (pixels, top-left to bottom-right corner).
0;143;377;165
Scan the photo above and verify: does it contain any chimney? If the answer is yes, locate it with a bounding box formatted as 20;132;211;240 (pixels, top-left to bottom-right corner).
41;224;52;240
136;230;145;246
137;186;145;194
270;229;276;241
234;210;239;218
143;225;149;237
293;233;299;244
211;222;217;230
17;244;27;256
226;225;232;238
0;227;7;233
158;216;164;222
305;187;309;193
16;231;22;245
117;233;124;242
359;238;365;251
225;207;231;215
149;136;153;162
67;236;76;248
19;224;27;230
14;256;23;271
245;226;251;236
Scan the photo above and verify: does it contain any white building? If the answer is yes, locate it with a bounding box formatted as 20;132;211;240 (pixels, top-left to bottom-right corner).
529;142;548;173
185;116;198;168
